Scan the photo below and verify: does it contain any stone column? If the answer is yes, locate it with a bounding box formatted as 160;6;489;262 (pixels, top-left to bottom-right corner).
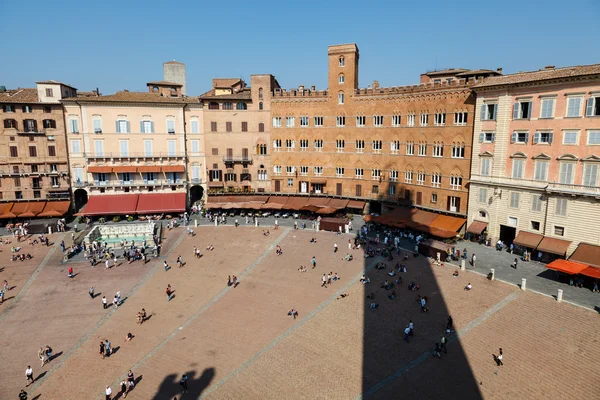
557;289;563;302
490;268;495;281
521;278;527;291
460;259;466;271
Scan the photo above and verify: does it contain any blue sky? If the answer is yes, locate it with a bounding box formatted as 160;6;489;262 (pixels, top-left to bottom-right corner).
1;0;599;95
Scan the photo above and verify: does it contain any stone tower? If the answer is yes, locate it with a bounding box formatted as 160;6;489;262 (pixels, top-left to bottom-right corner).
163;61;186;95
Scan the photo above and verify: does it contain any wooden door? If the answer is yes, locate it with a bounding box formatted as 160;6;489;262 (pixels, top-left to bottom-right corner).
336;183;342;196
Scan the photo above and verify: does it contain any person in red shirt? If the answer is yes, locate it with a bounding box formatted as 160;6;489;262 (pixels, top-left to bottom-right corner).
68;267;74;278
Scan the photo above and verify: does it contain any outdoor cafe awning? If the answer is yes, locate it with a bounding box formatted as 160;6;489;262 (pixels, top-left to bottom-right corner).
546;259;588;275
11;201;47;218
38;201;71;217
580;266;600;279
467;220;488;234
347;200;366;210
0;202;15;219
513;231;543;249
536;236;572;256
88;166;113;173
286;197;309;211
569;243;600;268
82;195;139;216
136;193;186;214
327;198;350;209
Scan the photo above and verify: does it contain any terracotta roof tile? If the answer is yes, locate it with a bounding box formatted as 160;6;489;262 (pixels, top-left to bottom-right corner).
62;91;198;104
0;88;39;104
476;64;600;88
36;80;77;89
146;81;183;86
212;78;241;88
199;88;252;100
424;68;469;76
455;69;501;76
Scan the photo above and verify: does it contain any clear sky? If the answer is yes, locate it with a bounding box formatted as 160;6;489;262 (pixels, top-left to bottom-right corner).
1;0;599;95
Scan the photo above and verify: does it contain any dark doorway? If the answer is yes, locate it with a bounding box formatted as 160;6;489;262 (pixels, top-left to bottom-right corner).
74;188;88;211
416;191;422;205
336;183;342;196
499;224;516;245
274;180;281;192
189;185;204;205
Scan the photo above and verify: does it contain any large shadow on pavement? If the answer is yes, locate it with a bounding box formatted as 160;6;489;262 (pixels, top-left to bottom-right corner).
152;367;215;400
361;219;482;399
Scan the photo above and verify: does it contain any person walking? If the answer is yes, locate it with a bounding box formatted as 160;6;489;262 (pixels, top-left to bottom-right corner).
104;339;111;358
512;258;518;269
127;370;135;392
311;256;316;269
440;335;448;353
166;284;173;301
433;343;442;358
409;320;414;336
3;279;9;292
102;296;107;309
348;239;352;250
177;256;183;268
38;347;46;367
19;389;28;400
333;243;338;253
68;267;74;278
105;385;112;400
180;374;189;393
89;287;95;299
120;380;128;398
321;274;327;288
25;366;34;386
404;326;410;343
163;260;169;271
495;348;503;366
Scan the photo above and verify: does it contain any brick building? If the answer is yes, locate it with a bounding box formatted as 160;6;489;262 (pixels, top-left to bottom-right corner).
270;44;498;223
0;81;72;218
468;64;600;260
200;75;279;194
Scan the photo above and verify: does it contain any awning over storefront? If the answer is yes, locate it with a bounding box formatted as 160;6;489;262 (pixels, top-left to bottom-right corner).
300;205;321;212
580;266;600;279
327;198;350;209
429;215;466;232
467;220;488;234
546;259;588;275
316;206;338;215
286;197;309;210
37;201;71;217
0;202;15;219
136;193;186;214
347;200;366;210
207;182;224;188
138;166;162;173
536;237;572;256
82;195;139;216
11;201;47;217
162;165;185;173
112;166;138;173
88;166;113;173
266;196;289;206
513;231;543;249
569;243;600;268
307;197;330;207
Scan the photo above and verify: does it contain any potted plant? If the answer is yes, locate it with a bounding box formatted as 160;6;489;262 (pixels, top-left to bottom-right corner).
113;216;121;223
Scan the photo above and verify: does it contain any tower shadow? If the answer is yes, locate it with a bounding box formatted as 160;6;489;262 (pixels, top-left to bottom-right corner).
361;215;482;399
152;367;215;400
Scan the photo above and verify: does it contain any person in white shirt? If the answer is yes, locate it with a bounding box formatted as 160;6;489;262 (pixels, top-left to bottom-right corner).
105;385;112;400
25;366;34;386
464;282;472;291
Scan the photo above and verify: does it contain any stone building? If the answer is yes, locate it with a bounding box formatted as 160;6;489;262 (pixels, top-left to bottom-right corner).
270;43;498;223
468;64;600;260
0;81;72;218
200;75;279;194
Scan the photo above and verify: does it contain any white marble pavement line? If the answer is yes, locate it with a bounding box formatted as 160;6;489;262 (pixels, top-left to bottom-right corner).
98;227;294;400
197;255;383;399
0;232;65;322
27;229;189;395
357;290;521;399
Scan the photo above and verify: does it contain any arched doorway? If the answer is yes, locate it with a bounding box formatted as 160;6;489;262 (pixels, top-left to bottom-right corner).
189;185;204;205
74;189;88;211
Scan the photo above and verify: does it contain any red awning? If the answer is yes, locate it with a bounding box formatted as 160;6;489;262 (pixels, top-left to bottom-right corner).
162;165;185;173
113;166;138;173
580;266;600;279
546;259;588;275
467;220;488;234
138;166;162;173
11;201;47;217
83;195;139;216
347;200;366;210
136;193;186;214
0;202;15;219
88;166;113;173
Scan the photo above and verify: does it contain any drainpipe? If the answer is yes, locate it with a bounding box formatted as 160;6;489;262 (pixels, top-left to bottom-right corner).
542;185;549;236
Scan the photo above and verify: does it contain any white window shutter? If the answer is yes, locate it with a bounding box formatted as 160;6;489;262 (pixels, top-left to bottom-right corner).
480;104;486;121
479;133;484;143
525;132;530;143
527;102;532;119
533;132;540;144
511;132;517;143
586;98;594;117
548;132;554;144
491;133;496;143
512;103;519;119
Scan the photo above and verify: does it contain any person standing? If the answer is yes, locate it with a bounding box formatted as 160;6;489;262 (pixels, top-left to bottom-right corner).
105;385;112;400
434;343;442;358
311;256;316;269
102;296;107;309
333;243;338;253
512;258;518;269
471;254;476;267
440;335;448;353
166;284;173;301
348;239;352;250
404;326;410;343
25;366;34;386
180;374;189;393
177;256;183;268
38;347;46;367
104;339;111;358
68;267;74;278
164;260;169;271
235;218;239;227
19;389;28;400
127;369;135;392
120;380;128;398
408;320;414;336
495;348;503;366
89;287;95;299
321;274;327;288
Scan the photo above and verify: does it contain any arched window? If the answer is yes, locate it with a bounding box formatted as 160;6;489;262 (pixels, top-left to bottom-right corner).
170;87;177;97
152;86;159;92
223;102;234;110
258;88;263;99
259;102;263;110
338;92;344;105
208;102;219;110
236;102;247;110
339;74;345;84
339;56;345;67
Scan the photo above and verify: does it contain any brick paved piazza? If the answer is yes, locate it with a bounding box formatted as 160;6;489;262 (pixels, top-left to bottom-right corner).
1;226;598;400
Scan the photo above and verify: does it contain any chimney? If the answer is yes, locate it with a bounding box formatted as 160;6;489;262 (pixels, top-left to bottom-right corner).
496;68;503;73
299;85;304;92
544;65;555;70
372;80;380;89
310;85;315;91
